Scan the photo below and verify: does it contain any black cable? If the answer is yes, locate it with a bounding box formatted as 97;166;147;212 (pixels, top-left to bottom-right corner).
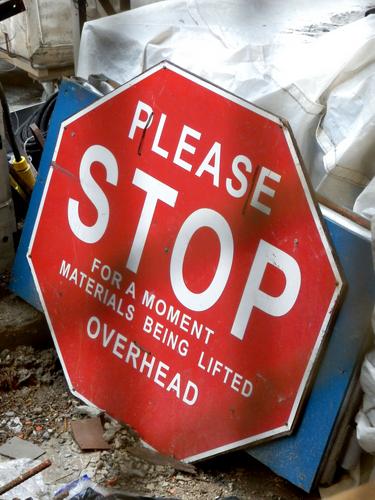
39;93;57;131
18;91;57;143
15;91;57;170
0;80;21;161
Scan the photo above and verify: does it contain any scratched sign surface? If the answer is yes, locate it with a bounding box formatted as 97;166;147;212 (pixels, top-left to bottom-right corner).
28;62;343;461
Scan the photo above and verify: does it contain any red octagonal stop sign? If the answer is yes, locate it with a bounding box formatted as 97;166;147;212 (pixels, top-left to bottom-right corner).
28;62;343;461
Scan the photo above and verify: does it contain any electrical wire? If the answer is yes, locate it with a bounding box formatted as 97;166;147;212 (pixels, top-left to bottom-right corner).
22;134;35;152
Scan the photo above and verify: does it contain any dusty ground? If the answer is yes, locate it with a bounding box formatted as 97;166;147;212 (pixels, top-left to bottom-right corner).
0;346;318;499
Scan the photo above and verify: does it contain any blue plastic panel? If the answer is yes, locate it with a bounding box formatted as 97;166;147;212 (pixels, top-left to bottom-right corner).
10;80;98;309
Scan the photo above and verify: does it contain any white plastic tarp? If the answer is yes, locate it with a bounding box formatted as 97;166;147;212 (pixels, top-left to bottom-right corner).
78;0;375;214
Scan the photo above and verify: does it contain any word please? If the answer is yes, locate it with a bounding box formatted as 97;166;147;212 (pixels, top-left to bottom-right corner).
129;99;281;207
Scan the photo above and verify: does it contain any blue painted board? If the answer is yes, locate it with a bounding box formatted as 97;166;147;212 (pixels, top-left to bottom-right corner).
10;80;98;309
248;217;374;491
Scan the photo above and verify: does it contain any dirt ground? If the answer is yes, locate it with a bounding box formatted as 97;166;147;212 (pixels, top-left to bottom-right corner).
0;346;319;499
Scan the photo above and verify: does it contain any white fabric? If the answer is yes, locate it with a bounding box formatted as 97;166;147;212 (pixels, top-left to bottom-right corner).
354;178;375;219
77;0;375;213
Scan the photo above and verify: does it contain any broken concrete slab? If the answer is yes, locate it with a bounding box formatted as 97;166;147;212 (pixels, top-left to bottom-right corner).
0;436;45;460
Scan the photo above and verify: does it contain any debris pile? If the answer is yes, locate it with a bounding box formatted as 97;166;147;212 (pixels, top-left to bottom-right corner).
0;345;59;392
0;348;307;499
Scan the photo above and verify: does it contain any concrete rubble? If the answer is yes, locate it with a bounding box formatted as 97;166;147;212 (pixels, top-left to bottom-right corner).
0;345;311;499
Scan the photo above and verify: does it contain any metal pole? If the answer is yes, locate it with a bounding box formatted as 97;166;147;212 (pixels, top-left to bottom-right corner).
0;109;16;272
119;0;130;10
0;459;51;495
77;0;87;32
71;0;87;72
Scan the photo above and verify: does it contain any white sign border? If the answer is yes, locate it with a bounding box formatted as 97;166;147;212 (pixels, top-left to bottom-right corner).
27;61;344;462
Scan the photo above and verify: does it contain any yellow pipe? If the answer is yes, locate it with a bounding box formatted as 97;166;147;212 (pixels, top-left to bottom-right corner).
11;156;36;193
9;173;27;201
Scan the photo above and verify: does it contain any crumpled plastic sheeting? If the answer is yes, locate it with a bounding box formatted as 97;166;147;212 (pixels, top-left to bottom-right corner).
353;178;375;219
54;476;108;499
78;0;375;212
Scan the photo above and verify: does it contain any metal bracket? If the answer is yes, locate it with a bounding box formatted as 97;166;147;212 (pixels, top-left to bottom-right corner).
0;119;16;271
